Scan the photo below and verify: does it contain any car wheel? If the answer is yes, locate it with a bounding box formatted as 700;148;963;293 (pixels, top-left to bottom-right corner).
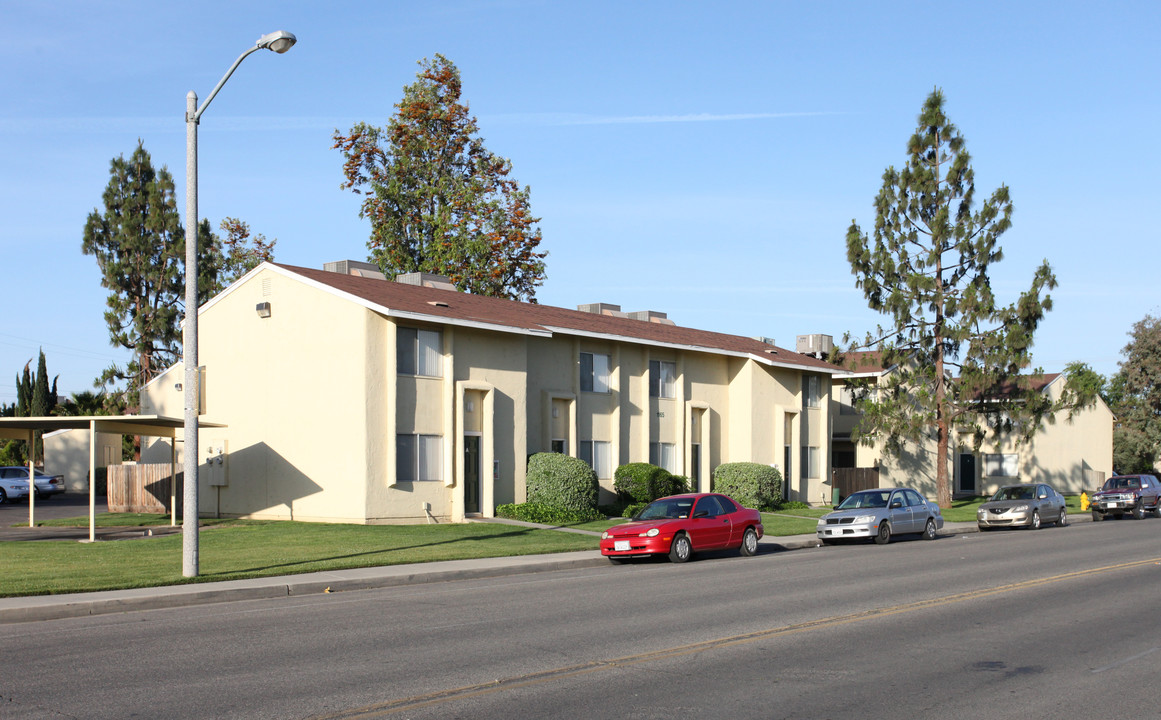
1057;508;1068;527
1029;511;1040;530
874;522;891;545
1092;510;1103;522
922;518;937;540
739;527;759;556
1132;503;1146;520
1154;505;1161;519
668;533;692;563
0;487;6;504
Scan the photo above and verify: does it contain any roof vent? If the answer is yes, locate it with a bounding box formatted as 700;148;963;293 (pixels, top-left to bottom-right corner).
627;310;675;325
577;303;627;318
395;272;457;292
323;260;386;280
427;300;450;308
796;334;834;358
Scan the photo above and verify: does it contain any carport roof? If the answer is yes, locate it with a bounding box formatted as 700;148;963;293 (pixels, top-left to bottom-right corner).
0;415;224;440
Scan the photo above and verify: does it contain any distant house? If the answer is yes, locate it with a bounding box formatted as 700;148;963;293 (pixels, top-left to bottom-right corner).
830;351;1113;497
43;428;122;493
141;261;845;523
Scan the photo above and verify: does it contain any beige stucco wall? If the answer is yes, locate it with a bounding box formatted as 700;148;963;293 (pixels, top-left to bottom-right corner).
44;428;122;493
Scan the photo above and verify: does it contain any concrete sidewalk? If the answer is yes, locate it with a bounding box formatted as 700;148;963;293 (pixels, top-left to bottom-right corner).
0;515;1076;624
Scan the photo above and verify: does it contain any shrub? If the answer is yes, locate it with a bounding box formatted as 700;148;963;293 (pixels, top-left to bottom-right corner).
622;501;649;518
496;502;604;524
712;462;782;510
777;500;812;511
613;463;685;503
525;452;599;513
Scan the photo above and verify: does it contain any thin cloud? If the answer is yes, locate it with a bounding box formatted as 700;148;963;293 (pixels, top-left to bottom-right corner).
486;111;847;126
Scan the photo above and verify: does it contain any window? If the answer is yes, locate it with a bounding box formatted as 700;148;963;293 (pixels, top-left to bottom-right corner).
800;446;819;480
579;440;612;478
397;327;442;377
580;352;611;393
802;375;820;408
983;453;1018;478
397;434;442;482
649;442;676;473
694;495;725;517
690;443;701;486
649;360;677;399
551;439;568;455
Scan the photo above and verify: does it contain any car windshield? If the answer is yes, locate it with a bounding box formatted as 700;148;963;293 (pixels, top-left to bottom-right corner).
635;498;695;520
992;486;1035;501
837;491;891;510
1105;477;1140;490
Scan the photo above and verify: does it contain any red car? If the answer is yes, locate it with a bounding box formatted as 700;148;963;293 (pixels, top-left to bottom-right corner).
600;493;764;563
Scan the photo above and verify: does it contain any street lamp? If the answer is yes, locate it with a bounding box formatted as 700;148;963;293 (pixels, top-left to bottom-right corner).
184;30;296;577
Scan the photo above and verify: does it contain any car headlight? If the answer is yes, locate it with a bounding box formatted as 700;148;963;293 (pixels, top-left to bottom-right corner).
853;515;876;524
1011;504;1029;512
643;528;660;537
601;531;610;540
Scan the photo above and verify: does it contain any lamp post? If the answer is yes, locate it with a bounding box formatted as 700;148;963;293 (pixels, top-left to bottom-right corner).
184;30;296;577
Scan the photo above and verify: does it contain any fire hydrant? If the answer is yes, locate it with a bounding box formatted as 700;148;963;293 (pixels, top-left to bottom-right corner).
1080;491;1090;511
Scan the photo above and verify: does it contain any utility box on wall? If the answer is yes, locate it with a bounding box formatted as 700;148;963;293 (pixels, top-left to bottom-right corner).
205;439;228;487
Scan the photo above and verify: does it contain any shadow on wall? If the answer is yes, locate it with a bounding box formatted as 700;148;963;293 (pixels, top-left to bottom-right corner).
111;442;324;520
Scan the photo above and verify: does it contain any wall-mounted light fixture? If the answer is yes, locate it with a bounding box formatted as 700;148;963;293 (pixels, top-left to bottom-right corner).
552;406;559;418
256;302;271;318
466;400;475;413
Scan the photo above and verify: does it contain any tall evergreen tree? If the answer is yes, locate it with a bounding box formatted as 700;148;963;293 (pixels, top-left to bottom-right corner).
16;363;32;417
29;350;52;462
209;217;277;294
333;54;547;301
1109;314;1161;473
846;89;1061;508
82;141;219;408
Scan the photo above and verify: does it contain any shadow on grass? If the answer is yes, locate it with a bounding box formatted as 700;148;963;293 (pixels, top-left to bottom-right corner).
198;525;579;579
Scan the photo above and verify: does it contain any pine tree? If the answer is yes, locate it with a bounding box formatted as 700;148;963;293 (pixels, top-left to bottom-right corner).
82;142;219;408
846;89;1060;508
333;55;547;301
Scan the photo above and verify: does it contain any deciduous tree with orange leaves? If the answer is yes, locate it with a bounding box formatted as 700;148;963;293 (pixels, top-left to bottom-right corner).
333;55;546;301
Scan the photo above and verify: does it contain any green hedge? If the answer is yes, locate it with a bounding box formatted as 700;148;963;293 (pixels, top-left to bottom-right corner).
613;463;687;503
525;452;599;513
712;462;782;510
496;502;604;524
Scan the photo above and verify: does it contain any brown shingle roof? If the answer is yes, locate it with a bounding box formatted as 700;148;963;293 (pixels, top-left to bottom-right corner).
271;264;844;373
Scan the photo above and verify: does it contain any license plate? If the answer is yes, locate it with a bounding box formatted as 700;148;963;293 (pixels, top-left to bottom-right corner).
1106;502;1120;508
614;540;630;552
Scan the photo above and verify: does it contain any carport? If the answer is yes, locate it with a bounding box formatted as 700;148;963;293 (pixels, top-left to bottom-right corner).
0;415;224;541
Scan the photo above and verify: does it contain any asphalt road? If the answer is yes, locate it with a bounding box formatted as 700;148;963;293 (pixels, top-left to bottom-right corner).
0;492;108;524
1;516;1159;719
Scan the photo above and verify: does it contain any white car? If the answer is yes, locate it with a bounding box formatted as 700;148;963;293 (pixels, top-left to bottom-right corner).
0;466;65;499
0;472;31;504
818;487;944;545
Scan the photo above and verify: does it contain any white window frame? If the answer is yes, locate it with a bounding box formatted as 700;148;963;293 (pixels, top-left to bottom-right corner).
398;327;443;378
983;453;1019;478
649;360;677;399
579;440;612;479
580;352;611;393
649;441;677;473
800;446;819;480
803;375;820;409
397;434;443;482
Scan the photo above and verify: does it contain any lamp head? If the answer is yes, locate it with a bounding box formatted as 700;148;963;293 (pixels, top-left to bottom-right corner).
256;30;297;54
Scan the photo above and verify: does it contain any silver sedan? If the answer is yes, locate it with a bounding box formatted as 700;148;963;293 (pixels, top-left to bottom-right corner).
977;483;1067;530
817;487;944;545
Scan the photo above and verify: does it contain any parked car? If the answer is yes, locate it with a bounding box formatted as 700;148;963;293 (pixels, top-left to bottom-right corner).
1090;474;1161;521
0;466;65;499
977;483;1067;530
0;473;31;504
600;493;764;563
817;487;943;545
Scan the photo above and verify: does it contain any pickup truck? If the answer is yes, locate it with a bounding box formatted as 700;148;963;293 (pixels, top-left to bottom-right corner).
1090;474;1161;521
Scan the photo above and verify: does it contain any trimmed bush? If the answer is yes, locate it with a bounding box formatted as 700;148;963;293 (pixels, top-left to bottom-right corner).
711;462;782;510
622;501;649;518
613;463;685;503
496;502;604;524
525;452;599;513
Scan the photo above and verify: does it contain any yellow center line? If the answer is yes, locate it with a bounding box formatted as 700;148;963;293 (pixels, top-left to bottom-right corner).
311;557;1161;719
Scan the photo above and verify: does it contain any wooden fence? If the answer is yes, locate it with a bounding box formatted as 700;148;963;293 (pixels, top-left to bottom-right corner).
107;464;181;514
831;467;880;501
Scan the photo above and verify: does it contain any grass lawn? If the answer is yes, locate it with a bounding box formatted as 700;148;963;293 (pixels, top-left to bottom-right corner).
0;518;598;598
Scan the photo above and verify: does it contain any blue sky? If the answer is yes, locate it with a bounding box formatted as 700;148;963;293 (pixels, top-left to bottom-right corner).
2;0;1158;405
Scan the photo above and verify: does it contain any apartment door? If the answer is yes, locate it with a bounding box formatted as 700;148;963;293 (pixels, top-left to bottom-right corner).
464;435;481;514
958;454;976;495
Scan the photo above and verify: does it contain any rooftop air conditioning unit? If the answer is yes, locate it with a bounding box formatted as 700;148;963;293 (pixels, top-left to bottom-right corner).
796;334;834;358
